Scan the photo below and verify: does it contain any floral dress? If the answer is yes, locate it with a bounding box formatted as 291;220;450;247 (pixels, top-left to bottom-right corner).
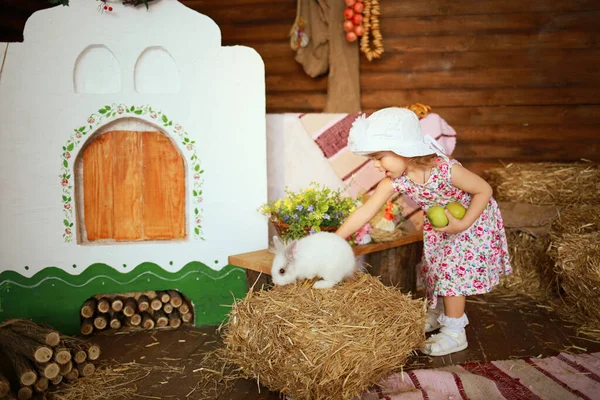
392;159;512;309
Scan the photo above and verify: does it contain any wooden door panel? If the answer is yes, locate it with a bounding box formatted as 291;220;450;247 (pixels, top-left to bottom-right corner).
112;131;144;241
142;132;186;240
83;133;114;241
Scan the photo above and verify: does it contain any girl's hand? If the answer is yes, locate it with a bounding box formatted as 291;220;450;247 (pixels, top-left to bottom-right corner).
336;178;396;239
433;210;468;235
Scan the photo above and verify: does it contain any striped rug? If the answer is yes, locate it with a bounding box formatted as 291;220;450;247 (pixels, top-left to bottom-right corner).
361;352;600;400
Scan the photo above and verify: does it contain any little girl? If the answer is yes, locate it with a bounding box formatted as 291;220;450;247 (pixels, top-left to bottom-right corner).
336;107;511;356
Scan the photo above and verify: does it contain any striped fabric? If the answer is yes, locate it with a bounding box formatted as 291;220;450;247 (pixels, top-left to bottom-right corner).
361;352;600;400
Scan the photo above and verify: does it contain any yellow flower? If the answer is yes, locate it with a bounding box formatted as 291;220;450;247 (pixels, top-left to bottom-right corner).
349;206;356;213
274;199;282;209
305;187;313;192
284;198;292;209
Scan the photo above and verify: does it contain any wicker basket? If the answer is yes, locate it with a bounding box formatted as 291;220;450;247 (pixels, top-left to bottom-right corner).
271;216;338;239
368;194;407;243
370;226;406;242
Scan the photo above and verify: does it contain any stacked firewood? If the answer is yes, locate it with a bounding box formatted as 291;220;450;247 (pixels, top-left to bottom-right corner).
0;320;100;400
80;290;193;335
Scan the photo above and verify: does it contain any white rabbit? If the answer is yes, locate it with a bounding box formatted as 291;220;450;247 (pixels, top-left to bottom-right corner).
270;232;357;289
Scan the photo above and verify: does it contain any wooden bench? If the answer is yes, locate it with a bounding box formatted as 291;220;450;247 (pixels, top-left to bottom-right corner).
228;229;423;294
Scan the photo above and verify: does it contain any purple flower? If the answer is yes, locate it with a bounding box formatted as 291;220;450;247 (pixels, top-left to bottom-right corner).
294;214;299;220
296;205;303;211
309;229;316;235
324;213;330;220
283;215;290;221
307;205;314;212
333;213;339;218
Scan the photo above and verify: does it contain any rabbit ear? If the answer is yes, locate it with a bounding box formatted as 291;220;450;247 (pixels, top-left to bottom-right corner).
285;240;298;261
273;236;285;251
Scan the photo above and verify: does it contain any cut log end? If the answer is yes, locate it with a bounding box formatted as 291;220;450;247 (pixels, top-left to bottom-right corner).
179;302;190;315
53;348;71;365
157;291;170;304
76;362;95;377
72;349;86;364
80;298;97;318
123;298;137;318
93;315;108;330
51;374;63;386
37;362;60;379
182;312;193;323
169;317;181;329
150;299;162;311
80;319;94;336
163;303;174;314
110;318;122;330
64;369;79;381
137;295;150;312
97;298;111;314
111;298;124;312
20;370;37;387
18;386;33;400
46;332;60;347
33;347;53;364
168;290;182;308
154;311;168;328
129;314;142;327
168;310;181;329
33;377;48;393
86;344;101;361
141;313;155;330
59;360;73;375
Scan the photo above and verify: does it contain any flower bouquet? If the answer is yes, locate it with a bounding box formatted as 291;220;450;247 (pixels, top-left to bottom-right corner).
259;182;360;241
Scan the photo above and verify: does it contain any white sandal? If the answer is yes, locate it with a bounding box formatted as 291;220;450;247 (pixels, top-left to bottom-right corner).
422;327;468;356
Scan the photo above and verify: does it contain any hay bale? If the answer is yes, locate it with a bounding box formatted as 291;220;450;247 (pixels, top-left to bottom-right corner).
502;230;555;300
503;205;600;298
551;232;600;321
219;273;426;400
552;204;600;235
485;162;600;205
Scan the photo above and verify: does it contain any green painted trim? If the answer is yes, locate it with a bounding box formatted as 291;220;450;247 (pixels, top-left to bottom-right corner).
0;263;246;335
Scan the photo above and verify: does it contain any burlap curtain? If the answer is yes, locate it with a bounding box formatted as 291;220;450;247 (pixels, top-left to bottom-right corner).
290;0;361;113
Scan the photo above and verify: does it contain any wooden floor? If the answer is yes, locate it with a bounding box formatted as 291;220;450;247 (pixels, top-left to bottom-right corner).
72;290;600;400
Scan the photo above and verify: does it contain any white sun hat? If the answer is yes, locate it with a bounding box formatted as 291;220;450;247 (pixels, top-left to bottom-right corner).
347;107;449;160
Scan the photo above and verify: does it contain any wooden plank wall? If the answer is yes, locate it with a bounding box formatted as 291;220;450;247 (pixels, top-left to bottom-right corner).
2;0;599;174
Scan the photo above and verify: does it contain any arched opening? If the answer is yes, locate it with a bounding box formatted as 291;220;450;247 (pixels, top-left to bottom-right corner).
74;119;186;243
73;45;121;94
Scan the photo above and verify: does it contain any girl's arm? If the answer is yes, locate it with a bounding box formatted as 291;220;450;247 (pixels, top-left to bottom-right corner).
336;178;396;239
435;164;493;234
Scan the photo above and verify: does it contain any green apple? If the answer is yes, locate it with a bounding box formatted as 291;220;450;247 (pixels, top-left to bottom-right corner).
445;202;466;220
426;206;449;228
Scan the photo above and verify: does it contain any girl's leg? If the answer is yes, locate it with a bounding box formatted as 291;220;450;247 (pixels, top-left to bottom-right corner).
443;295;466;318
422;295;469;356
